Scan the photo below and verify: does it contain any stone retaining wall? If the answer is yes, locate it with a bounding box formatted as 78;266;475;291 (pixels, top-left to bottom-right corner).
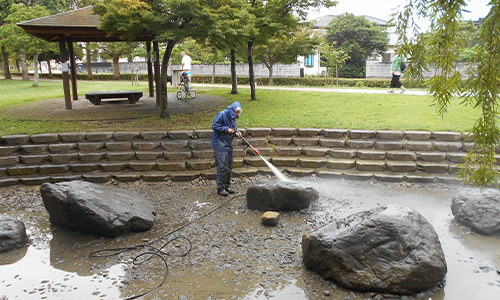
0;128;478;187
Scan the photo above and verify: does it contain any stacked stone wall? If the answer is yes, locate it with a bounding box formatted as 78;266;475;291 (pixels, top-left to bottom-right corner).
0;128;479;187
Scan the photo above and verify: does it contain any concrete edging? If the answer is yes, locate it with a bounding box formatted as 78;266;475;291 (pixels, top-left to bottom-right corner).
0;128;479;187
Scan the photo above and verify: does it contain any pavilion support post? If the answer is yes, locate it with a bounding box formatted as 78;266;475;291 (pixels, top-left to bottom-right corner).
58;35;72;109
67;40;78;101
147;40;154;97
153;41;161;106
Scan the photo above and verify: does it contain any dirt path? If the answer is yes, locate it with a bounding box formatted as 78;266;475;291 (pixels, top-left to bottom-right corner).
0;93;227;121
195;83;429;96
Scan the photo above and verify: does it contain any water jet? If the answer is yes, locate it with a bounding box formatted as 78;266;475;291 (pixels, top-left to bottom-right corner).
240;135;290;182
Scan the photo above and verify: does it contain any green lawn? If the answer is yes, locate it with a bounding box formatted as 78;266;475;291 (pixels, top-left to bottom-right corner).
0;79;150;109
0;79;479;135
207;89;479;132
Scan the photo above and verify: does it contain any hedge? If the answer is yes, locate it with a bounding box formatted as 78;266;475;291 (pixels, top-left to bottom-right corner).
38;73;427;89
193;75;426;89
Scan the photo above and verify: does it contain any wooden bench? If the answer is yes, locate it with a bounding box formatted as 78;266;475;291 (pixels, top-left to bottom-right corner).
85;90;143;105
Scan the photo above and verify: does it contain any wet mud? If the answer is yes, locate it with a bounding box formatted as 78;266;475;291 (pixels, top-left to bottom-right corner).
1;176;499;300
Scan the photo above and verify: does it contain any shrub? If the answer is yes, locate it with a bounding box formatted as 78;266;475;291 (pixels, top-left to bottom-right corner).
38;73;427;89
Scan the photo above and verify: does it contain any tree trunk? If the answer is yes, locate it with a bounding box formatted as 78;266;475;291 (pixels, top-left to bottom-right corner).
230;48;237;94
268;64;274;85
47;60;52;78
86;43;93;80
160;40;175;119
33;53;39;87
247;40;256;100
16;59;21;75
20;50;30;81
336;64;339;86
2;46;12;79
112;53;120;80
212;62;216;84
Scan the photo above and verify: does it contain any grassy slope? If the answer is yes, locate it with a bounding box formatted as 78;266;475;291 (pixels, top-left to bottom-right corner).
208;89;478;132
0;79;479;135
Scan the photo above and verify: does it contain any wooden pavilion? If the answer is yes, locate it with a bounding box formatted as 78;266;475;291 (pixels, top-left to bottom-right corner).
17;6;161;109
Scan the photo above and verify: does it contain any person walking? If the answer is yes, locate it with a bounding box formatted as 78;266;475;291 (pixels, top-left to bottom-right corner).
211;101;242;196
388;47;406;94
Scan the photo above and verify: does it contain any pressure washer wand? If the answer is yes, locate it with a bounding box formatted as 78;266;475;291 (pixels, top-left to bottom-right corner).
239;134;260;155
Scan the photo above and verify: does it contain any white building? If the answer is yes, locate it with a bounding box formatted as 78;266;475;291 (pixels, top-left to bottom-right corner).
298;14;398;77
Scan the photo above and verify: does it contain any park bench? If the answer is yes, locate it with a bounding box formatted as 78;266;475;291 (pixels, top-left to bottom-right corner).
85;90;143;105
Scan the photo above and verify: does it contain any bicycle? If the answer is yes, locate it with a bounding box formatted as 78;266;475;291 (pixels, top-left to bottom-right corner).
176;83;196;99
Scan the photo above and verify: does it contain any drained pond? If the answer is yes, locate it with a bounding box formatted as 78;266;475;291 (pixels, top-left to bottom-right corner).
1;177;499;299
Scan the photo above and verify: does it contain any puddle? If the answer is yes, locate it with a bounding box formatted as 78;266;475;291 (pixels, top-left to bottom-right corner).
1;178;499;299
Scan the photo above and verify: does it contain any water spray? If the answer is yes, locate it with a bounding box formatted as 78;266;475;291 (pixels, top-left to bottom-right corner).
238;132;290;182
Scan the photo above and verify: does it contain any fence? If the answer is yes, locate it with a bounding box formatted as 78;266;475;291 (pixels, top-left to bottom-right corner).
78;61;472;79
81;62;300;78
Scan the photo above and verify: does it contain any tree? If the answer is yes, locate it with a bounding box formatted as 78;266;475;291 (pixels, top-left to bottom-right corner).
80;42;100;80
324;13;388;78
38;50;59;78
0;3;52;83
95;0;247;118
200;46;227;84
193;2;252;94
245;0;336;99
99;41;140;80
0;0;15;79
392;0;500;186
170;38;228;84
170;38;204;65
254;25;321;85
318;40;349;86
415;20;479;63
0;0;89;79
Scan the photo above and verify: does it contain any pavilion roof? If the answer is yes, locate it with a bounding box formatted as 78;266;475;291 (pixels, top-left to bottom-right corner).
17;6;153;42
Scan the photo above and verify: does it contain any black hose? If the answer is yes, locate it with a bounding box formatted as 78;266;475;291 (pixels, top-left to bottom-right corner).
90;180;249;299
214;149;254;186
89;139;257;299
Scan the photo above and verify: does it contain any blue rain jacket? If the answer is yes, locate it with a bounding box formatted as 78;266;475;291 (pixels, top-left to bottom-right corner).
211;101;241;150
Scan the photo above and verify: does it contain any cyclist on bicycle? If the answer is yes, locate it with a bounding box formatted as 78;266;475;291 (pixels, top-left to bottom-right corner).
181;72;191;97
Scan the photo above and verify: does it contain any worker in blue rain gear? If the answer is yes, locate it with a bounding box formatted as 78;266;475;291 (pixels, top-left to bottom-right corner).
211;101;242;196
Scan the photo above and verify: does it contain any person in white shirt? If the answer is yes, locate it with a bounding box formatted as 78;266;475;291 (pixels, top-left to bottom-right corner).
181;51;192;84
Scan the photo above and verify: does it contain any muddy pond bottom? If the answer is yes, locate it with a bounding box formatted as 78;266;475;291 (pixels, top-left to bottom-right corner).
1;177;499;300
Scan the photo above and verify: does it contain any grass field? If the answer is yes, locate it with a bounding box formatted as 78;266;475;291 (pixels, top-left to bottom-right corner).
0;79;150;109
0;79;480;135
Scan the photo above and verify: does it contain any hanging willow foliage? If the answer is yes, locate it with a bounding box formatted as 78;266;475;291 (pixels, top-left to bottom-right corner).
392;0;500;187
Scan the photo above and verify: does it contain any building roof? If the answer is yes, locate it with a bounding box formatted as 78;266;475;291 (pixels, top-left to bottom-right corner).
17;6;154;42
311;14;389;28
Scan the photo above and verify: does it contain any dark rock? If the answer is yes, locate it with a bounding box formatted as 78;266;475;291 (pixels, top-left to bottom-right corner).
40;180;156;237
302;205;447;295
451;188;500;234
0;215;29;252
247;181;319;211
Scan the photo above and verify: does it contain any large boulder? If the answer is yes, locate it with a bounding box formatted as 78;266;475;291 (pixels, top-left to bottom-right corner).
451;188;500;234
40;180;156;238
0;215;29;252
246;181;319;211
302;205;447;295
